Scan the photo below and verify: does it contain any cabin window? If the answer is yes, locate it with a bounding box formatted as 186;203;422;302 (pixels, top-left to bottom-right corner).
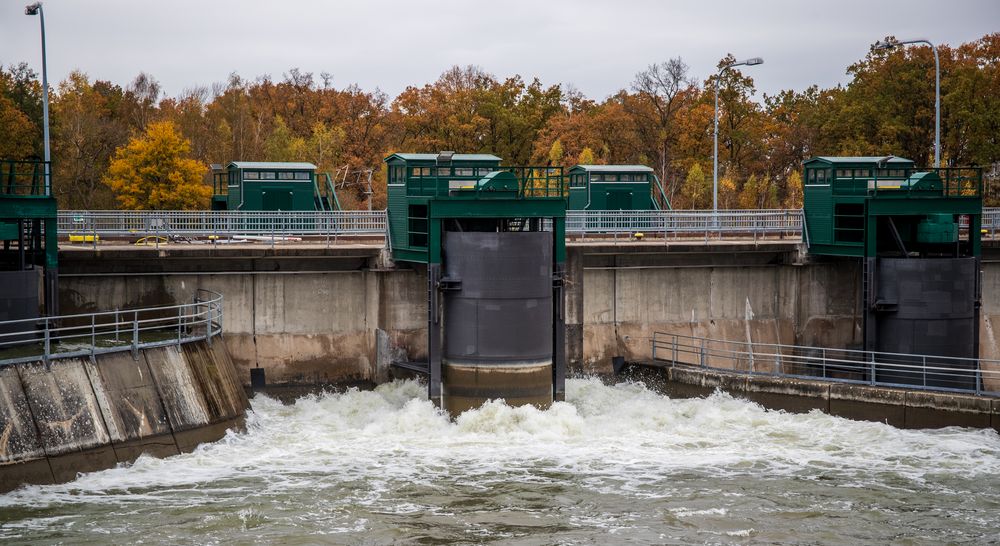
435;167;451;176
454;167;474;176
604;174;618;182
260;171;277;180
411;167;431;177
243;171;259;180
295;172;311;180
853;168;870;178
570;174;586;188
816;169;827;183
278;172;295;180
476;168;493;176
836;169;850;178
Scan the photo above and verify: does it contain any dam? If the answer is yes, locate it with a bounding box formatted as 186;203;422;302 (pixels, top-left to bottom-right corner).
2;215;1000;542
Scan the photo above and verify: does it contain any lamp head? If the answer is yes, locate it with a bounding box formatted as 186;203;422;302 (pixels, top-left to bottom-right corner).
745;57;764;66
874;39;898;51
24;2;41;15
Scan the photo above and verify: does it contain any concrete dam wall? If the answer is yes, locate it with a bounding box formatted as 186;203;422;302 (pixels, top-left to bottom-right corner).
0;339;249;493
53;242;1000;389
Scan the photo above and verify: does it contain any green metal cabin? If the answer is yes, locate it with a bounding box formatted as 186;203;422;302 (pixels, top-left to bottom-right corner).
0;159;58;318
387;152;505;262
802;156;982;258
566;164;671;210
212;161;340;211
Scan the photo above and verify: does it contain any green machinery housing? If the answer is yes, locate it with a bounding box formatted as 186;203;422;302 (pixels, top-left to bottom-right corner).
385;152;567;415
0;159;58;322
802;156;983;389
211;161;341;211
566;164;671;210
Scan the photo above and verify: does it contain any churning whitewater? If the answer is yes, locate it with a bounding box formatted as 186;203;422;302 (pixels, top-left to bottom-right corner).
1;378;999;543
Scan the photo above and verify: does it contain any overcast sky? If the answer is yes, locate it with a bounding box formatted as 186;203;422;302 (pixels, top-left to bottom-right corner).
2;0;998;101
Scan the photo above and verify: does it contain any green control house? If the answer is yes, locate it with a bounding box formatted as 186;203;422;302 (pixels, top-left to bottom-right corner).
211;161;339;211
802;155;983;389
0;159;58;320
566;164;671;210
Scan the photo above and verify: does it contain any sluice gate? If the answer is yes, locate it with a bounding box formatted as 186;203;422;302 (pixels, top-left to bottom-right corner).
803;156;983;390
385;152;566;415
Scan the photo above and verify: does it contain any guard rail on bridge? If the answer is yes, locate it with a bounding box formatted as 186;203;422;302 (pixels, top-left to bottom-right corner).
0;290;223;365
54;208;1000;241
565;209;802;237
651;332;999;397
58;210;387;239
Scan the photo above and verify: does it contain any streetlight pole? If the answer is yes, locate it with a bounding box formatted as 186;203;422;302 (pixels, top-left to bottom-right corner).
875;38;939;168
714;57;763;215
25;2;50;195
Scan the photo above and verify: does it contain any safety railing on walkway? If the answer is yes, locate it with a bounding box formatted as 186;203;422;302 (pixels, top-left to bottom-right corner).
0;290;223;365
651;332;999;397
566;209;803;237
53;208;1000;240
58;210;387;238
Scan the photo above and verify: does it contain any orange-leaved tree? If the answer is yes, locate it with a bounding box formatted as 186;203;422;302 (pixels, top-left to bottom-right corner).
103;120;209;209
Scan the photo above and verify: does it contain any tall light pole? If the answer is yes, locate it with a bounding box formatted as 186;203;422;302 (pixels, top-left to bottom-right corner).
875;38;939;168
714;57;763;214
24;2;50;194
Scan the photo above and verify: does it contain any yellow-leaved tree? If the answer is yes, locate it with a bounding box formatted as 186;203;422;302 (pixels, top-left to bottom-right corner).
103;121;209;210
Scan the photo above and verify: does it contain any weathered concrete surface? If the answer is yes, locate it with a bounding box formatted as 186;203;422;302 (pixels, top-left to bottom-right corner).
633;362;999;431
59;245;426;389
574;243;858;374
0;338;247;493
0;367;53;490
57;242;1000;391
87;352;177;462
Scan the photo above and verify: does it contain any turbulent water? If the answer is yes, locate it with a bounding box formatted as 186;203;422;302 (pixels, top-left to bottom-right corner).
1;378;999;544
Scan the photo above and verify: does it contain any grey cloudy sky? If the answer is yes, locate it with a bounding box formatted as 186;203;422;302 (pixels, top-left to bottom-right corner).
2;0;998;101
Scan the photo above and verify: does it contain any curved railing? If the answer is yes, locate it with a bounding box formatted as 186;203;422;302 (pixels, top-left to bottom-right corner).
651;332;1000;397
0;290;223;366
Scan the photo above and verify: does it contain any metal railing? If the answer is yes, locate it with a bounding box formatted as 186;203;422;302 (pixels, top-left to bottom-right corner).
51;207;1000;241
0;290;223;366
58;210;387;238
2;160;50;197
651;332;999;397
566;209;803;236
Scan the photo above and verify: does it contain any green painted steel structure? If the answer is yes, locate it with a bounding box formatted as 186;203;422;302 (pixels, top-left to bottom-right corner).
384;151;568;407
566;164;671;211
211;161;341;211
0;159;58;316
802;156;982;258
802;156;984;378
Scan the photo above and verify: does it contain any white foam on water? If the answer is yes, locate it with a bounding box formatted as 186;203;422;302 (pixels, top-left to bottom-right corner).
1;377;998;542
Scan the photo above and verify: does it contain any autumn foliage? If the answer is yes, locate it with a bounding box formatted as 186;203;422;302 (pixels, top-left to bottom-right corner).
2;32;1000;210
102;121;209;210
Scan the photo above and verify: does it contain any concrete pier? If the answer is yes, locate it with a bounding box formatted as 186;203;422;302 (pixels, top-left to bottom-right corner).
626;361;1000;431
0;339;249;492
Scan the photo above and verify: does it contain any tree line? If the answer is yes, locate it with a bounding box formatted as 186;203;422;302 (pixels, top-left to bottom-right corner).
1;33;998;210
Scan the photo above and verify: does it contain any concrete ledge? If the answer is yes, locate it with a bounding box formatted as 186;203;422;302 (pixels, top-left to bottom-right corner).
905;391;992;429
634;362;999;430
738;374;830;414
829;383;906;427
0;458;53;492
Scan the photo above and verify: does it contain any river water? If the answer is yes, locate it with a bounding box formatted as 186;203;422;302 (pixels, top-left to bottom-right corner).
1;378;998;544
